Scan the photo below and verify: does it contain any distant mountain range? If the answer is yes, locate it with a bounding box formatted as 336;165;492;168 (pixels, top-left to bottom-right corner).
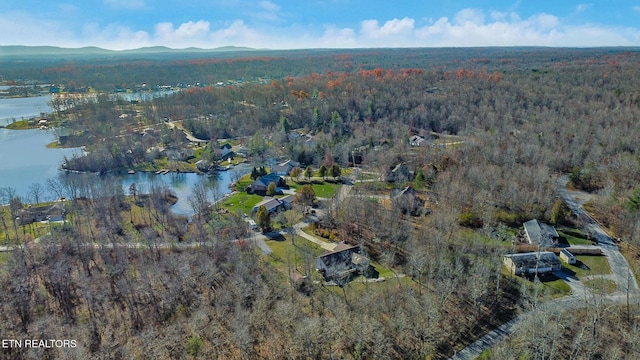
0;45;257;57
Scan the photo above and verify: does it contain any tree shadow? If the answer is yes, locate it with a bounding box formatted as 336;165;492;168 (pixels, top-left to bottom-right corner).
264;232;285;241
574;260;590;271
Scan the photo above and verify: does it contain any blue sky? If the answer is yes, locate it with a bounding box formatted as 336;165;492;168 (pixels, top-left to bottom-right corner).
1;1;640;49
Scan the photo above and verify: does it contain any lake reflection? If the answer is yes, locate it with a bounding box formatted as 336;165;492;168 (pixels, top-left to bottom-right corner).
115;169;247;216
0;128;247;216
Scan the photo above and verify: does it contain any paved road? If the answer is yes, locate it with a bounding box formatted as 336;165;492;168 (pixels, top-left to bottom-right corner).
450;177;640;360
250;233;273;255
558;176;639;295
165;120;208;143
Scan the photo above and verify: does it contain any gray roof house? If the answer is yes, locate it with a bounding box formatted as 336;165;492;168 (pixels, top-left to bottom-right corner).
315;244;370;283
523;219;559;247
279;194;295;209
391;186;424;215
409;135;429;147
385;162;414;183
271;160;300;176
252;197;285;215
503;252;562;276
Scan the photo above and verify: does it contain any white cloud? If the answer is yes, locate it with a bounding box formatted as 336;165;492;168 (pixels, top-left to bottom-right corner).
103;0;146;10
155;21;211;43
259;1;280;12
361;18;415;39
321;25;357;47
250;1;281;22
2;6;640;50
454;8;485;26
528;13;559;30
209;20;265;47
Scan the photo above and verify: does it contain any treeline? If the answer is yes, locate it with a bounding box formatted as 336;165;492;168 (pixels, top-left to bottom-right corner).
0;47;632;91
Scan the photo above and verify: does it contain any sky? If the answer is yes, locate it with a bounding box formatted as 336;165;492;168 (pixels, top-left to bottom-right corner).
1;1;640;50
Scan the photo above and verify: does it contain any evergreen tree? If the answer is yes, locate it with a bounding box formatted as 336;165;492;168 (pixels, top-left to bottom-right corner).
304;166;313;180
280;115;291;134
250;167;260;180
414;168;426;188
318;165;327;180
330;163;341;179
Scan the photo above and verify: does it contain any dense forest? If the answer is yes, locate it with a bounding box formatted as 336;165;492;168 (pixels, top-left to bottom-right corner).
1;47;640;359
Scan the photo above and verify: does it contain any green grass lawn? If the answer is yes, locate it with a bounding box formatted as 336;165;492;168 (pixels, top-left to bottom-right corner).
557;227;593;246
5;119;30;130
234;173;253;190
459;228;515;248
289;179;341;198
564;255;611;277
221;192;263;215
263;235;325;274
540;277;572;298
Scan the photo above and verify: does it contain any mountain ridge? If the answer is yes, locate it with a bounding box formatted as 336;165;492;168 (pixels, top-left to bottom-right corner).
0;45;257;57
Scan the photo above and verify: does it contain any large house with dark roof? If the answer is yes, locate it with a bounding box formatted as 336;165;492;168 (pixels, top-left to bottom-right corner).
391;186;424;215
315;244;370;283
246;173;287;195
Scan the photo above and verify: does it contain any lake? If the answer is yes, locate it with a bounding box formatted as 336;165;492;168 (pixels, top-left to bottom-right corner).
0;128;247;216
0;95;52;125
0;128;79;199
106;169;245;216
0;91;178;126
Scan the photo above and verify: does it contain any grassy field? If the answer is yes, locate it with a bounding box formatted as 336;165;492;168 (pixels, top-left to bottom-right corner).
564;255;611;277
541;277;573;298
459;228;515;248
557;227;593;246
5;119;31;130
233;173;253;190
220;192;264;215
263;234;325;275
289;179;341;198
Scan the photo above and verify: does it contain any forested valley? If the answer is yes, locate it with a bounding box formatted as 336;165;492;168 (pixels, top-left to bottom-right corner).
1;47;640;359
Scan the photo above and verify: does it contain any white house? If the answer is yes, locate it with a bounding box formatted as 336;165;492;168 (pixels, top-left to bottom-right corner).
560;249;577;265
